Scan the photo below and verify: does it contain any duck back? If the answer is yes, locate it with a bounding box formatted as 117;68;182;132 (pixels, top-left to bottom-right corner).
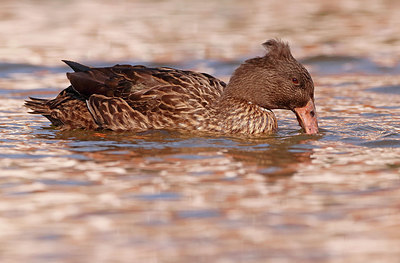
26;62;227;131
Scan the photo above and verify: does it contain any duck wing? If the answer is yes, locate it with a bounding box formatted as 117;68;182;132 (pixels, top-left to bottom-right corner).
64;61;225;99
63;61;226;130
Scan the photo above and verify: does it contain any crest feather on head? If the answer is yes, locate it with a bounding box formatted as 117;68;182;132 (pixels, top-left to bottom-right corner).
262;39;293;60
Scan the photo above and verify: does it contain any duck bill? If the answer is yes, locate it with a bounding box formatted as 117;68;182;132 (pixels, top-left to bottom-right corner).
293;99;319;134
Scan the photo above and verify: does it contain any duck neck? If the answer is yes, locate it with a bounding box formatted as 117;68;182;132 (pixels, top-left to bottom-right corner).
221;57;267;105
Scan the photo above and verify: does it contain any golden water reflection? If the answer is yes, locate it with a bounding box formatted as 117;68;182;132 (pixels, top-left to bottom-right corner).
1;0;400;262
1;72;400;263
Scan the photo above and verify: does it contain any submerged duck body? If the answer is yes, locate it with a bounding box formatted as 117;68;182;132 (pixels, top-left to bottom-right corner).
25;39;318;135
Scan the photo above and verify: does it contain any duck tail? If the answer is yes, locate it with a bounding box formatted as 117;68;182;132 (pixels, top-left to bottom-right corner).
24;97;51;115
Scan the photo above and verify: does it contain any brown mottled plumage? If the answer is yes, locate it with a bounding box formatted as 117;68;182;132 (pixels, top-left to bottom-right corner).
25;39;319;135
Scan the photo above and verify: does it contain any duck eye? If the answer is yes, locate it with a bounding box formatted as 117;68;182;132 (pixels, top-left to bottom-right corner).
292;77;299;85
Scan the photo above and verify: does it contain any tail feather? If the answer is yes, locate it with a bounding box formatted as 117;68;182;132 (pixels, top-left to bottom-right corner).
25;97;65;126
24;97;51;115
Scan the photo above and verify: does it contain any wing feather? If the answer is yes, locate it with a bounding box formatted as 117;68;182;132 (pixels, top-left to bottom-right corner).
29;61;227;131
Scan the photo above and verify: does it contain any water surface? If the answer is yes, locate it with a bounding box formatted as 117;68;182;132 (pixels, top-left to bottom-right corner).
1;57;400;263
1;0;400;262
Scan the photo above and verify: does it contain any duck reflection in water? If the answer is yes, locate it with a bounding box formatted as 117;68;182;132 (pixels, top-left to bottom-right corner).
33;128;316;179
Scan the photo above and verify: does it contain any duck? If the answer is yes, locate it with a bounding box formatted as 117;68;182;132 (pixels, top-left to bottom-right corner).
25;39;318;135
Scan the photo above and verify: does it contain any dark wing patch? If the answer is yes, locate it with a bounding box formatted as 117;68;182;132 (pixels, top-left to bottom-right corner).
65;64;226;100
65;65;173;99
66;71;112;98
62;60;91;72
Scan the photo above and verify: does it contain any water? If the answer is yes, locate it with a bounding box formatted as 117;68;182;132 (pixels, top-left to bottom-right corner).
1;57;400;263
1;1;400;263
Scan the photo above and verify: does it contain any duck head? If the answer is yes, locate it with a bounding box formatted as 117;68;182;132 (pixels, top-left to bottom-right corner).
223;39;318;134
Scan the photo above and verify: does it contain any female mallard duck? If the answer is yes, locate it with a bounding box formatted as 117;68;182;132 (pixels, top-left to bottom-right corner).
25;39;318;135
